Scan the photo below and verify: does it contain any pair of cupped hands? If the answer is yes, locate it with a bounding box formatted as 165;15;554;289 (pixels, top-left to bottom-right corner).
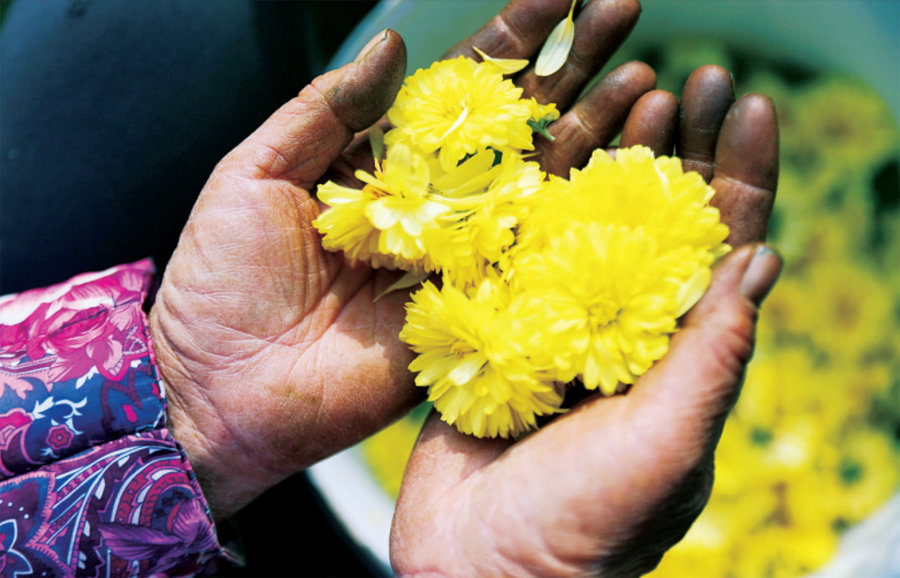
149;0;781;575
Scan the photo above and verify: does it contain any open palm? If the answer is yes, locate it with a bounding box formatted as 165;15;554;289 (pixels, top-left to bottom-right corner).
149;28;417;520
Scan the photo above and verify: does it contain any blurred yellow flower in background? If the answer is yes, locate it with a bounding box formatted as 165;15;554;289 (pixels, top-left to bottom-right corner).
795;76;899;175
645;48;900;577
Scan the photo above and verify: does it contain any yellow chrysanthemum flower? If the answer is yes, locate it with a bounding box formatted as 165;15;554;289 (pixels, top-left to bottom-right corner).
796;74;900;173
311;180;384;266
313;143;449;272
385;55;534;171
511;223;711;395
761;258;895;364
519;145;730;259
400;278;565;438
425;150;547;288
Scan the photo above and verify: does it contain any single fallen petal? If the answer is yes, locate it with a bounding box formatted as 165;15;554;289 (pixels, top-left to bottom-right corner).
535;0;577;77
472;46;530;75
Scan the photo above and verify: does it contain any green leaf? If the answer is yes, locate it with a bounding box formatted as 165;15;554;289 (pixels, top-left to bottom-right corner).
369;124;385;162
373;271;430;302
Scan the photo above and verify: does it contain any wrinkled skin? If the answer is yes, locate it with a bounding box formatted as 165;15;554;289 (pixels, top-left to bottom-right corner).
149;0;780;574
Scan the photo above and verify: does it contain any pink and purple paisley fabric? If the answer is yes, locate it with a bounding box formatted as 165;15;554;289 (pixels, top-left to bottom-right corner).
0;260;229;576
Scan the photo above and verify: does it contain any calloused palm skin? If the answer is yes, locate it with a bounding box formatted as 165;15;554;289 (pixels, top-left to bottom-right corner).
148;0;781;573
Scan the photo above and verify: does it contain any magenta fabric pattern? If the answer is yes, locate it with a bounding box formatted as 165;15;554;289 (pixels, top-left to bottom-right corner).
0;261;229;576
0;431;220;577
0;260;163;478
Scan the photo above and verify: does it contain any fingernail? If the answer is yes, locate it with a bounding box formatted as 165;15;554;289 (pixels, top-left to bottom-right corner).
740;245;783;306
356;29;389;61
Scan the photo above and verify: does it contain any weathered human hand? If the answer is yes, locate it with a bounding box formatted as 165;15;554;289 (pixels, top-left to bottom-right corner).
390;65;782;578
149;0;656;520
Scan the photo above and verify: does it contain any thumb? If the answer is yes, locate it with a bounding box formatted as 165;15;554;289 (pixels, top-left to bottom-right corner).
628;244;783;468
235;29;407;188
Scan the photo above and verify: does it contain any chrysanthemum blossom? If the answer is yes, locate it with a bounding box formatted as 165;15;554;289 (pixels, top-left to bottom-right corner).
385;56;534;171
511;223;713;395
311;181;383;266
400;279;565;438
519;145;730;259
425;151;548;288
313;143;449;272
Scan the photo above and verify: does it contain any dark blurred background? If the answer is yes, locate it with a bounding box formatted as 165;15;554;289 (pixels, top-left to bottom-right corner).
0;0;377;296
1;1;382;575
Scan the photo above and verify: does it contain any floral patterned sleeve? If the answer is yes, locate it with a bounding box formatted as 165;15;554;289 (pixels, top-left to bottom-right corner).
0;260;235;577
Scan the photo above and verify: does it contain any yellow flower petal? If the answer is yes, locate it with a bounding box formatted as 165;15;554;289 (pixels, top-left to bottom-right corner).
675;264;711;317
431;148;498;196
472;46;529;75
535;0;577;77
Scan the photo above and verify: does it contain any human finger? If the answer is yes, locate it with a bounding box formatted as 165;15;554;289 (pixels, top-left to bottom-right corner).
395;411;512;513
518;0;642;109
229;29;407;190
445;0;573;61
677;65;735;183
710;94;779;246
535;61;656;176
625;244;782;465
446;0;642;110
619;89;679;156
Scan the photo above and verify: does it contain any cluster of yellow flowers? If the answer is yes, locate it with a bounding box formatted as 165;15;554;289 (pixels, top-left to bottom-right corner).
314;53;729;438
